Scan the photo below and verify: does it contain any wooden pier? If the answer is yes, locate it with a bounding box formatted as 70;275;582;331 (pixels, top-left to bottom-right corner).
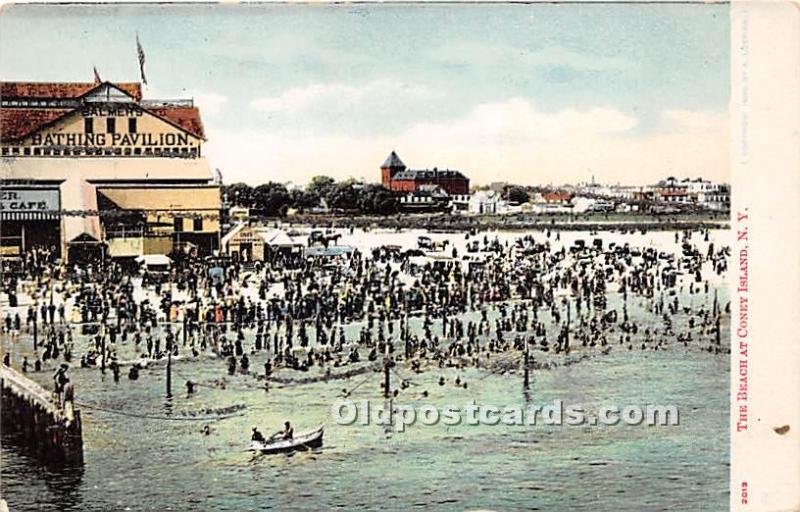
0;366;83;465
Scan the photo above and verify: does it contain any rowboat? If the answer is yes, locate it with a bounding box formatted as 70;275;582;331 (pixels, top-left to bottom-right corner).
249;425;324;454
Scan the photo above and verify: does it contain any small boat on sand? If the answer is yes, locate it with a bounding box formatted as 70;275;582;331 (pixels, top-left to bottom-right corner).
249;426;324;454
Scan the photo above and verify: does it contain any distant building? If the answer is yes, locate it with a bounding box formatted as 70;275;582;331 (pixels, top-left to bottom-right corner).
449;193;471;212
221;223;303;261
380;151;469;195
529;191;576;214
397;185;451;213
542;191;574;204
469;190;503;215
685;178;730;210
651;177;730;210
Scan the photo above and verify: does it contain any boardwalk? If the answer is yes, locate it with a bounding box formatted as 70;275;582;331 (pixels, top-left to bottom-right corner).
0;365;83;465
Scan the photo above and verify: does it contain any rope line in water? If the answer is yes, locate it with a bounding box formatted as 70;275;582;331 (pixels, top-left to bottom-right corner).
390;366;419;387
264;363;381;387
170;367;234;390
341;371;376;397
75;400;245;422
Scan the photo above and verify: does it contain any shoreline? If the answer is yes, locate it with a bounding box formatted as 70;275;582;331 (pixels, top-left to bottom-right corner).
267;212;731;233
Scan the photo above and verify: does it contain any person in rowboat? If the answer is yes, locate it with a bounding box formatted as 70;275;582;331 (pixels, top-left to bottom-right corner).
281;421;293;440
251;427;266;443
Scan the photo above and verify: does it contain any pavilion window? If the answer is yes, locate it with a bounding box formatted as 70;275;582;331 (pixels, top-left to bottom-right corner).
173;217;184;232
106;118;116;134
84;117;94;134
193;217;203;231
128;118;137;133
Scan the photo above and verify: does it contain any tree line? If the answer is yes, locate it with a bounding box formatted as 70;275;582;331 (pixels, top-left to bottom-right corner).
223;176;398;216
223;177;536;217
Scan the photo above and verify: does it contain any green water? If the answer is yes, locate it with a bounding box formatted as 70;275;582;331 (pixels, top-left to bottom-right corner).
1;229;730;511
1;306;730;511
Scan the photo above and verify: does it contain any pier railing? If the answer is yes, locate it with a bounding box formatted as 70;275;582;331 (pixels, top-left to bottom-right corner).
0;365;60;416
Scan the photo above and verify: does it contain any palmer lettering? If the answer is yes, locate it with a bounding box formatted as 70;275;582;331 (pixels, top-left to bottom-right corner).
81;105;142;117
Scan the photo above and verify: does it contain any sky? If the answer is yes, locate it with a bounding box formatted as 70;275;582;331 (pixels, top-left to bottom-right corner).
0;3;730;186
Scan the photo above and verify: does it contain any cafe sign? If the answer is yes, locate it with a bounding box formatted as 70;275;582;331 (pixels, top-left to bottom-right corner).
0;188;60;220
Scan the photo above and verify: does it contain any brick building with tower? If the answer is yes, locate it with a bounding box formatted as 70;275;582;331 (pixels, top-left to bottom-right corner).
380;151;469;195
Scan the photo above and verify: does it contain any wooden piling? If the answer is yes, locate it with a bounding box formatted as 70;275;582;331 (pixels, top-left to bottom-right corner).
0;366;83;465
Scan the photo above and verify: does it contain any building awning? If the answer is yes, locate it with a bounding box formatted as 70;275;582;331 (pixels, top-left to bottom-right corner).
136;254;172;267
97;185;220;211
1;157;216;248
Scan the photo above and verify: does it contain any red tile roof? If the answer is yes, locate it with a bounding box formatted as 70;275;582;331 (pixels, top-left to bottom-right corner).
1;105;205;143
543;192;573;202
1;81;142;101
1;108;70;142
1;80;204;142
148;106;205;140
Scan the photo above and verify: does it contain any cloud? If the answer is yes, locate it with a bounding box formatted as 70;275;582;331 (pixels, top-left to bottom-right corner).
191;91;229;116
205;98;727;187
251;79;436;113
659;109;728;136
402;98;638;145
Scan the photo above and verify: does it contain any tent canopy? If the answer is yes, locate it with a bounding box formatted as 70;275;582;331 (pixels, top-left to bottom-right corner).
136;254;172;267
259;228;302;247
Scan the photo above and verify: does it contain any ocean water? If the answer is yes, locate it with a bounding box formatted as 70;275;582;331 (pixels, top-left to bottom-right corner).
1;228;730;511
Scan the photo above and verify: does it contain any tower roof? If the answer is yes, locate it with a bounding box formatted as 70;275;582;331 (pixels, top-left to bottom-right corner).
381;151;405;169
